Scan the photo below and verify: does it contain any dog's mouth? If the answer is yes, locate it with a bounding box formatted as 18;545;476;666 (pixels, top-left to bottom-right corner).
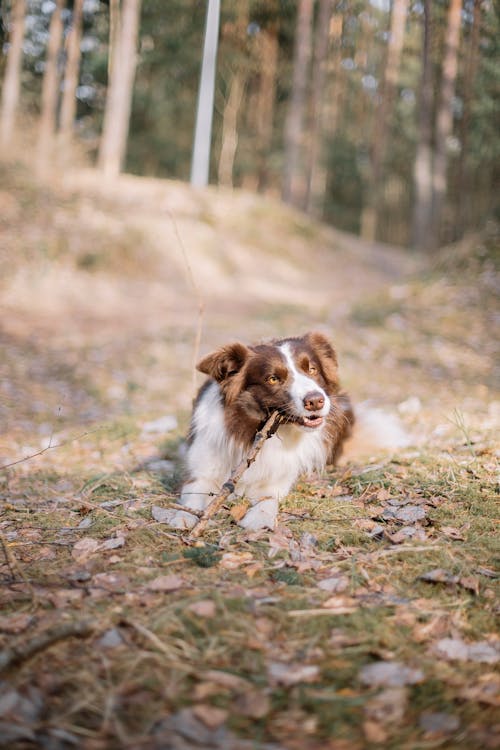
300;414;324;429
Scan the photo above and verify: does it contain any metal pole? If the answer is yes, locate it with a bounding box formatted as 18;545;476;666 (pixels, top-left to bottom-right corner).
190;0;221;187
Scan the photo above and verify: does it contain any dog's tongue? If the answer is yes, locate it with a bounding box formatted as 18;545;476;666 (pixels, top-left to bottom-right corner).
303;415;323;428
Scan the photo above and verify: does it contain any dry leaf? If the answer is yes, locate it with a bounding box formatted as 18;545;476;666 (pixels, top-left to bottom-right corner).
317;575;349;593
234;689;270;718
186;600;216;618
363;719;388;744
365;687;408;725
433;637;499;664
440;526;466;541
48;589;85;608
152;505;198;530
459;673;500;706
322;595;357;612
359;661;424;687
0;613;34;634
100;535;126;551
191;704;228;729
71;537;99;562
92;572;129;592
419;711;460;735
202;670;252;692
268;661;319;686
220;552;253;569
229;502;250;522
146;574;186;592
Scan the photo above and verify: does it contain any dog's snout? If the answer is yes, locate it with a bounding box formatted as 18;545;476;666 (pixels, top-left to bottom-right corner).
303;391;325;412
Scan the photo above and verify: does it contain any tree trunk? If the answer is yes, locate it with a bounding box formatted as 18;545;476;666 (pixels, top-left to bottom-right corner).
191;0;221;187
361;0;409;241
98;0;142;178
0;0;26;152
59;0;84;164
304;0;333;215
310;11;343;220
431;0;462;246
456;0;481;235
36;0;65;175
282;0;314;207
411;0;434;250
217;0;248;187
217;71;245;186
255;24;279;193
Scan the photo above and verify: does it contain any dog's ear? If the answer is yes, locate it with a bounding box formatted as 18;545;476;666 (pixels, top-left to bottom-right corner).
305;331;339;386
197;343;250;382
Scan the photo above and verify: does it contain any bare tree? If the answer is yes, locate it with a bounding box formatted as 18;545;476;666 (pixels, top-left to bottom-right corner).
304;0;333;215
217;0;249;187
255;21;279;193
191;0;221;187
282;0;314;207
59;0;84;163
0;0;26;152
36;0;65;176
432;0;463;245
361;0;409;240
98;0;142;178
412;0;434;250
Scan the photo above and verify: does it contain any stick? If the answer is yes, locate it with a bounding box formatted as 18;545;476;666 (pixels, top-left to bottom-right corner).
0;620;95;672
189;411;284;538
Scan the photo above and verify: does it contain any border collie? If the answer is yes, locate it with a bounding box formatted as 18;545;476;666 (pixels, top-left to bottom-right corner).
179;332;354;531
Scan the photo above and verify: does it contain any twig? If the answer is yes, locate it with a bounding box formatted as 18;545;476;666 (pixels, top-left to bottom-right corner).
0;530;38;608
0;427;104;472
189;411;284;538
167;208;205;397
0;620;95;672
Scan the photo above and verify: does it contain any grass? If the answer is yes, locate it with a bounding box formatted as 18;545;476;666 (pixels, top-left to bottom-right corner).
0;165;498;749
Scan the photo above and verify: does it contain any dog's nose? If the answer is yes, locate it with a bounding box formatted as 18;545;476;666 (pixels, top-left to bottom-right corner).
303;391;325;412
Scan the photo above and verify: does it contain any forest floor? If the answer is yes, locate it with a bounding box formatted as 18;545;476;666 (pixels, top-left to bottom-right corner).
0;161;498;749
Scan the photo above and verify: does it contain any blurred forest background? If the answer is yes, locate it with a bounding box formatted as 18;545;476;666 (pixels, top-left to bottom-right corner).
1;0;498;250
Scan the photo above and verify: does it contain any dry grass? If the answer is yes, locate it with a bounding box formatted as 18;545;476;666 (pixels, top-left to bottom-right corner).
0;164;498;749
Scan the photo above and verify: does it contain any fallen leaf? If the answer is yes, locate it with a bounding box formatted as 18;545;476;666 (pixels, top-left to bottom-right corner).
186;600;216;618
433;637;499;664
359;661;424;687
100;535;126;551
440;526;466;541
419;711;460;735
322;595;358;612
393;505;427;523
268;661;320;686
152;506;198;530
220;552;253;569
364;687;407;725
459;576;480;595
0;613;34;634
459;673;500;706
419;568;459;584
363;719;388;744
146;574;186;592
48;589;85;608
317;575;349;593
234;689;270;718
202;671;252;692
229;502;250;522
191;704;228;729
98;627;125;649
71;537;99;562
92;572;129;592
389;526;427;544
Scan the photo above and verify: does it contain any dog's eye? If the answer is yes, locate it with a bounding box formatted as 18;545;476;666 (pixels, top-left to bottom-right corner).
309;366;318;375
267;375;279;385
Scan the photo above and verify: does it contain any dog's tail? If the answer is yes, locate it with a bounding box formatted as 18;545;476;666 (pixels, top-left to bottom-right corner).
338;401;414;463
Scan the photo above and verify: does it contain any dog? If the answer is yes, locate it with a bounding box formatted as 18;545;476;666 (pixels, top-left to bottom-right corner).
179;331;354;531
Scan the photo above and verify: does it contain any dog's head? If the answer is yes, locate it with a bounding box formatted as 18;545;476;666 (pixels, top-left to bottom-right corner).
197;332;340;429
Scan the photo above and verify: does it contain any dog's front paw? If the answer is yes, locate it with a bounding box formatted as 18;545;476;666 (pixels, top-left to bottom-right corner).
238;498;278;531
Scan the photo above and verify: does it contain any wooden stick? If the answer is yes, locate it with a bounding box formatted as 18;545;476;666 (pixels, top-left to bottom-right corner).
0;620;95;672
189;411;283;538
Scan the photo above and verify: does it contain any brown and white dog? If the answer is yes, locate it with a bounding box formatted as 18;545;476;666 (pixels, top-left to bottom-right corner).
179;332;354;531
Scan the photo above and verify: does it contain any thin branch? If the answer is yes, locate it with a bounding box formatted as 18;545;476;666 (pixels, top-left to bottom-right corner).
0;427;105;472
166;209;205;397
189;411;284;538
0;620;95;672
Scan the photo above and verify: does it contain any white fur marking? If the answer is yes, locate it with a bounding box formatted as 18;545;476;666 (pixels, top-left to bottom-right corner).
279;343;330;417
